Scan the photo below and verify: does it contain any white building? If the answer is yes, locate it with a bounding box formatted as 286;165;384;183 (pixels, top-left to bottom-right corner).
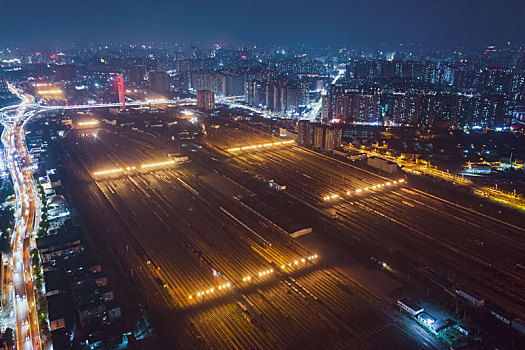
47;194;70;221
397;298;424;316
466;164;491;174
368;156;399;173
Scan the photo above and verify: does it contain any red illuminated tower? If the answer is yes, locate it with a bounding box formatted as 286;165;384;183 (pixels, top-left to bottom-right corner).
116;73;126;110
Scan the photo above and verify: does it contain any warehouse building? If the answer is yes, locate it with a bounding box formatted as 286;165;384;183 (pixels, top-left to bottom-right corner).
397;298;424;316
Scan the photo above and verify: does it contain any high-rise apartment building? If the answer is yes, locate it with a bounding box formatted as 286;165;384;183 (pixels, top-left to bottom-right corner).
130;65;146;84
313;124;325;149
296;120;312;147
196;89;215;110
149;71;169;94
324;127;342;152
55;64;76;81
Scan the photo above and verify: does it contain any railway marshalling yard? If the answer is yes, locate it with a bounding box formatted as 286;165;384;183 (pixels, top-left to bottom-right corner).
53;118;525;349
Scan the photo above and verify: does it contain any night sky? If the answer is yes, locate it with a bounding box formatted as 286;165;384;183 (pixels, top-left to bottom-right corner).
0;0;523;48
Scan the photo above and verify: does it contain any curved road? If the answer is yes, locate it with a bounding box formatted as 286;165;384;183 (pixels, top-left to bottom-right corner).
2;85;42;349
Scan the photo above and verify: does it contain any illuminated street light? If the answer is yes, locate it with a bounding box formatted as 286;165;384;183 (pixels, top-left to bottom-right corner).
78;120;99;126
228;140;294;152
141;160;175;169
93;168;123;176
37;89;62;94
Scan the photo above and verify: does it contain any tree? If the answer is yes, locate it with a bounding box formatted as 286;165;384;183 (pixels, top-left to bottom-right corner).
4;328;13;349
32;252;40;268
0;237;10;254
38;296;47;312
35;276;43;291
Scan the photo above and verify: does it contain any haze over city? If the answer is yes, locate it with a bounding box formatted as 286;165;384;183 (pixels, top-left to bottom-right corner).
1;0;525;47
0;0;524;349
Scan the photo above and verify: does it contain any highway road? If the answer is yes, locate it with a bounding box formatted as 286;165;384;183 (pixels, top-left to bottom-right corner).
1;86;42;349
28;95;243;113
